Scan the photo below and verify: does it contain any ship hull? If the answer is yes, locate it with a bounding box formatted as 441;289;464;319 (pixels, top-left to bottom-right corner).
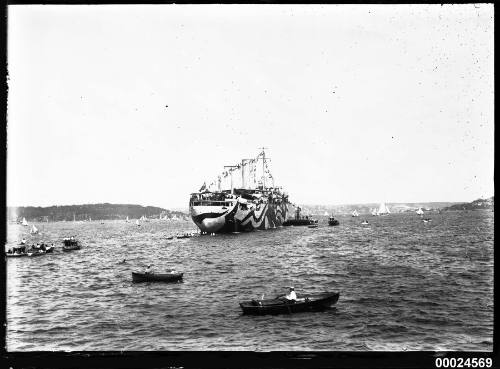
190;201;289;234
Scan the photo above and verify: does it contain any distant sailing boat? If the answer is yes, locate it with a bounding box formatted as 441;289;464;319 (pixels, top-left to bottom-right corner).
136;219;140;227
371;208;378;216
30;224;38;234
324;211;329;216
21;217;28;226
416;208;424;215
378;203;390;215
126;216;130;223
352;210;359;217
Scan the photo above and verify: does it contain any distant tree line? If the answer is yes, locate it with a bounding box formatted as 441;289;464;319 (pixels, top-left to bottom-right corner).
7;203;188;222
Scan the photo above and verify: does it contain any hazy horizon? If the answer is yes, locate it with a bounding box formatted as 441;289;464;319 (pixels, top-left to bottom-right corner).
7;4;494;209
6;197;490;211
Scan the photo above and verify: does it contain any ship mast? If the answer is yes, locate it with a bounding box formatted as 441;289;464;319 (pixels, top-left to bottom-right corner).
259;147;268;190
224;165;238;194
241;159;251;189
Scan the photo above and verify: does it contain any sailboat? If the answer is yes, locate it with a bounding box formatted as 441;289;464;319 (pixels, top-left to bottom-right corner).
21;217;28;226
371;208;378;216
30;224;39;234
323;211;329;216
126;216;130;223
136;219;140;227
352;210;359;217
377;203;390;215
416;208;424;215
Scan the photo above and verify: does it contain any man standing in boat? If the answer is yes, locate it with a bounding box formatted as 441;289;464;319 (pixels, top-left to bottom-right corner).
145;264;154;274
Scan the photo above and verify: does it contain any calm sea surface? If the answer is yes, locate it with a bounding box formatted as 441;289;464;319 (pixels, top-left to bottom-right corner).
5;211;494;351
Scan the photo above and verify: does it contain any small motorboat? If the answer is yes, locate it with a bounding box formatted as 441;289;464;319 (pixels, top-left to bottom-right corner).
361;220;369;225
63;237;80;251
328;217;339;226
132;271;183;283
6;247;28;257
422;218;432;223
239;292;340;315
165;235;175;240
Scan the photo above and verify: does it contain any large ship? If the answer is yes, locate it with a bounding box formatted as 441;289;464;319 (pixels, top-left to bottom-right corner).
189;149;292;234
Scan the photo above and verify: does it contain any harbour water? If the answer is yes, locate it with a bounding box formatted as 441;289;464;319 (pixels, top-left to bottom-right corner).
5;211;493;351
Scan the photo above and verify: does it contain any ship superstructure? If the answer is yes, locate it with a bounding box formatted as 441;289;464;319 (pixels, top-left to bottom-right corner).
189;149;291;233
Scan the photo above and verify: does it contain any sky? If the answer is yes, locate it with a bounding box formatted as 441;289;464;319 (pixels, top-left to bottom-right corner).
7;4;494;209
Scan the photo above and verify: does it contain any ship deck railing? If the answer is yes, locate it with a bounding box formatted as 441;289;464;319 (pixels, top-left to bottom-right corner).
191;201;233;207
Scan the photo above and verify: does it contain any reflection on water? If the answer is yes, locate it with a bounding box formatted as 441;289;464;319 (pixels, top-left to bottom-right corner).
6;211;493;351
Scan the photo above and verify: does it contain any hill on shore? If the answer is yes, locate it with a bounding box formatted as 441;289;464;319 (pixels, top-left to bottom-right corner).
7;203;189;222
300;202;461;215
442;196;494;211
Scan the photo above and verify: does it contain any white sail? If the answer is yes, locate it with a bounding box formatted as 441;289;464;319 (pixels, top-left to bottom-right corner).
352;210;359;217
22;217;28;226
126;216;129;222
324;211;329;216
136;219;140;225
30;224;38;234
378;203;389;215
416;208;424;215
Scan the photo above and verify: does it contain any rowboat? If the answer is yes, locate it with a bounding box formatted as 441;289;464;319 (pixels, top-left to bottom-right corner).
239;292;339;315
132;271;183;283
27;250;46;257
63;244;81;251
328;217;339;226
6;252;27;258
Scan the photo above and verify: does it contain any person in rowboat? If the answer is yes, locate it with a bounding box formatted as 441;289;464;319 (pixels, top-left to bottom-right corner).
144;264;154;274
284;287;297;302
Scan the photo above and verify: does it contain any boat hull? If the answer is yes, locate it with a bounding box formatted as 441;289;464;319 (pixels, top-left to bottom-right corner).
6;253;27;258
190;201;288;234
63;245;81;251
239;292;339;315
132;272;183;283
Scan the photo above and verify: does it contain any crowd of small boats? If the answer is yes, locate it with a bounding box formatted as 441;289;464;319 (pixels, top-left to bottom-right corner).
5;237;81;257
